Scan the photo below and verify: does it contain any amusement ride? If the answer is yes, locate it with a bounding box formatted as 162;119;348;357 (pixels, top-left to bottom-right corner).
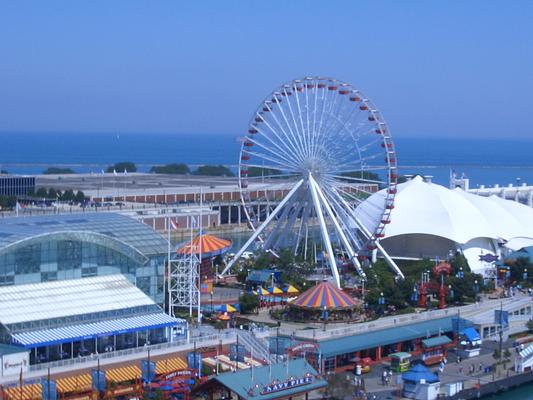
219;77;403;286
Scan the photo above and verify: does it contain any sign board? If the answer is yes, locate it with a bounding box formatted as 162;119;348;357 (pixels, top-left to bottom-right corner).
0;351;29;377
261;376;314;395
91;369;106;392
141;360;156;383
41;377;58;400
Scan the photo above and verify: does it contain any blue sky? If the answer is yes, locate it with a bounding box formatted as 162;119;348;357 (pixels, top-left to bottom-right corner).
0;1;532;138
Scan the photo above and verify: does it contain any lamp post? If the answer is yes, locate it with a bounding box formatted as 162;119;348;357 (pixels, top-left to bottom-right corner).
523;268;528;281
448;284;454;302
474;279;479;294
411;286;418;305
210;290;214;313
322;306;328;332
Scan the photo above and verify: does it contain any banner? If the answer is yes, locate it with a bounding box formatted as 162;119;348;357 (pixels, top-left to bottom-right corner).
495;310;509;329
229;344;246;362
141;360;156;383
41;377;58;400
187;351;202;377
91;369;106;392
451;317;467;333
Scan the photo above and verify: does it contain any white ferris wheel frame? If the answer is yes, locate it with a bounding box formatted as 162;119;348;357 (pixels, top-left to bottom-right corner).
219;77;403;286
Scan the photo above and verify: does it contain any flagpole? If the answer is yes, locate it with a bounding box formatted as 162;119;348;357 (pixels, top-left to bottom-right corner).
167;215;172;316
198;187;203;324
189;216;193;318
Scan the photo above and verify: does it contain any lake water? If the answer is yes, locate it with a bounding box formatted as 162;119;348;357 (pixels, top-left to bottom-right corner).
1;132;533;187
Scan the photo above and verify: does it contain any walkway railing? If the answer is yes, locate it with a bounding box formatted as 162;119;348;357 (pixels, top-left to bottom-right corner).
278;297;531;341
28;331;235;373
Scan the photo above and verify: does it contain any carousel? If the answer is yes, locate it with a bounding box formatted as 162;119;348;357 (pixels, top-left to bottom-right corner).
285;281;361;323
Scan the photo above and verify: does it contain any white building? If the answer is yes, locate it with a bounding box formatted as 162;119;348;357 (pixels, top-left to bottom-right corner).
356;176;533;275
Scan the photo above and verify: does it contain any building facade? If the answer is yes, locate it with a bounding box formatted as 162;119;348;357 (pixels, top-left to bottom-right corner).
0;175;35;197
0;213;168;304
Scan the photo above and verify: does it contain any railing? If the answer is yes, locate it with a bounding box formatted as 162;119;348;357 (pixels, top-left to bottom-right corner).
279;297;530;340
28;331;235;373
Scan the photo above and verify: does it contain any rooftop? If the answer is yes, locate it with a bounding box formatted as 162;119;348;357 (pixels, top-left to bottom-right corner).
195;358;326;400
317;316;468;357
0;274;157;325
0;212;168;256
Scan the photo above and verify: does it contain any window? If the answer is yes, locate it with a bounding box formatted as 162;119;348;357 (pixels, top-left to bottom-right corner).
58;240;82;270
15;244;41;274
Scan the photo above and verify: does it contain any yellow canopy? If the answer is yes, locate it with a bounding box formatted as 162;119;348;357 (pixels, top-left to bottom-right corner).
269;286;283;295
257;287;269;296
285;285;299;294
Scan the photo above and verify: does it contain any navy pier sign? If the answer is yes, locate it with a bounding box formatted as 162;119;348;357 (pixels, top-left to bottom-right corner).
261;376;314;395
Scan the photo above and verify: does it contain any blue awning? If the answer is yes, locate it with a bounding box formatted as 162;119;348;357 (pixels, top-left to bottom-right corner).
461;327;481;342
11;313;183;349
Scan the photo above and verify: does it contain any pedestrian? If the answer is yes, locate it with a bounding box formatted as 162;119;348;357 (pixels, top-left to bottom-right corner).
479;362;483;372
459;366;463;374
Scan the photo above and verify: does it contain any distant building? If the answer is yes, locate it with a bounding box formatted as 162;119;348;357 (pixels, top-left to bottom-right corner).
0;213;168;304
0;175;35;197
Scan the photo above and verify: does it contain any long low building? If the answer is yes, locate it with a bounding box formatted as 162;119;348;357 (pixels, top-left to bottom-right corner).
0;274;186;375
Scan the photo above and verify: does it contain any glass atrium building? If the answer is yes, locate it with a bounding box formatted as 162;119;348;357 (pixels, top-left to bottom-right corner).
0;213;168;304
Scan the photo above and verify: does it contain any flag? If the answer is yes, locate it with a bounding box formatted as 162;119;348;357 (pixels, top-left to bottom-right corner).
113;169;117;176
101;169;105;175
124;169;128;176
170;218;179;230
15;201;21;217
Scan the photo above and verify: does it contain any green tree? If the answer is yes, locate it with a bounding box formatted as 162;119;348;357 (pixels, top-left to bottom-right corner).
75;190;87;203
106;161;137;173
60;189;76;201
0;196;16;209
43;167;75;174
239;293;259;314
47;188;59;199
35;187;48;198
150;163;190;174
193;165;234;177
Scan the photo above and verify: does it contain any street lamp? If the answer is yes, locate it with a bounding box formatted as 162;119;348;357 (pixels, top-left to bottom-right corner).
411;286;418;304
523;268;528;281
473;279;479;294
448;284;454;301
322;306;328;331
210;290;214;313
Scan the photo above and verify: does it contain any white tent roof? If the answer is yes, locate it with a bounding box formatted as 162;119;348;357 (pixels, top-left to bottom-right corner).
356;175;533;245
0;274;156;325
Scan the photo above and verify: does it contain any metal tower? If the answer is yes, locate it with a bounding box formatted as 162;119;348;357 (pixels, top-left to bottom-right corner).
168;252;201;318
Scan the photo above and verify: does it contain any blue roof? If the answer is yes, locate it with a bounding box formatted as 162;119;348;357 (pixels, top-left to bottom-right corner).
422;335;452;348
11;312;181;348
402;364;439;384
461;327;480;342
0;213;168;256
203;358;326;400
318;317;468;357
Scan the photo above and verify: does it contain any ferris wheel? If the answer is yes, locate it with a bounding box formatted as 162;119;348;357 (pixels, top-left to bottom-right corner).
220;77;404;286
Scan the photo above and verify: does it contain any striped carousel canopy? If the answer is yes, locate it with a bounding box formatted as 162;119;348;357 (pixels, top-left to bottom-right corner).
291;281;358;310
177;234;232;258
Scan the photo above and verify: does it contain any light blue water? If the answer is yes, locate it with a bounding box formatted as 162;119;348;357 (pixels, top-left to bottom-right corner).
1;132;533;187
